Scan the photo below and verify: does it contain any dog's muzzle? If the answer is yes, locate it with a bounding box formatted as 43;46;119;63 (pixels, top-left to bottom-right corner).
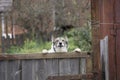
58;42;63;48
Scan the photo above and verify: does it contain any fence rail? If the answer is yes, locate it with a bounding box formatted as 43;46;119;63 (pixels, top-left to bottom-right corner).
0;52;90;60
47;73;94;80
0;52;93;80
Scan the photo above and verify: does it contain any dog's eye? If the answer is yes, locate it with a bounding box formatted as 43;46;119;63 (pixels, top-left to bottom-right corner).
62;40;65;42
53;42;55;45
56;40;59;42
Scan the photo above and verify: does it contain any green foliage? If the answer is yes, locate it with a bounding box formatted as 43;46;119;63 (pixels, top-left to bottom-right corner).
64;24;92;52
6;46;21;54
7;24;92;54
7;39;51;54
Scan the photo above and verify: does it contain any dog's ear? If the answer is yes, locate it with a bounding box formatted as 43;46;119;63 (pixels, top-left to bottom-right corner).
64;36;68;48
51;36;55;42
64;36;68;42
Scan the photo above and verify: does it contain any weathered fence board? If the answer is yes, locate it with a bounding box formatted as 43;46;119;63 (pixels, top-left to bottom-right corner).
80;58;86;74
59;59;71;75
0;52;90;60
37;60;47;80
22;60;34;80
100;36;109;80
7;60;20;80
59;58;80;76
47;73;94;80
69;59;80;74
0;53;93;80
0;61;7;80
0;60;20;80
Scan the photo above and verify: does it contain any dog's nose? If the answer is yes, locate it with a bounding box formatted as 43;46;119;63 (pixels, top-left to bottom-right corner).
59;42;62;45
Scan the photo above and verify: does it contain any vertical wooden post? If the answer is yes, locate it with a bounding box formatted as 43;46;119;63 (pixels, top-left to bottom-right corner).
99;0;116;80
100;36;109;80
92;0;116;80
91;0;102;80
0;13;2;53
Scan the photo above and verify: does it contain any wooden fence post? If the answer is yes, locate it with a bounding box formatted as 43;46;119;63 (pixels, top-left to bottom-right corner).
0;13;2;53
100;36;109;80
91;0;102;79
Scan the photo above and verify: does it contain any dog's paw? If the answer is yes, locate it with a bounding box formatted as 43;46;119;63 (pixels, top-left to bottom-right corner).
42;49;48;53
73;48;81;53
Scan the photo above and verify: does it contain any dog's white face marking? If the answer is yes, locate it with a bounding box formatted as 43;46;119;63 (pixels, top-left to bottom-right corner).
42;37;68;53
53;37;68;52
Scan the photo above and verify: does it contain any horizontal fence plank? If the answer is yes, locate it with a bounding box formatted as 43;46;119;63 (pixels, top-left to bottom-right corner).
0;52;91;60
47;73;94;80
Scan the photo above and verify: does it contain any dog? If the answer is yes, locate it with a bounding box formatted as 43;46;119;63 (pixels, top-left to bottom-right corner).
42;36;68;53
42;36;82;53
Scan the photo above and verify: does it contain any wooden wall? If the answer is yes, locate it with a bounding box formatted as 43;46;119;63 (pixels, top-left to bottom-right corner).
92;0;120;80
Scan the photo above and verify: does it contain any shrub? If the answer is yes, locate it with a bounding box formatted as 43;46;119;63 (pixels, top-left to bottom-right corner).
7;39;51;54
64;24;92;52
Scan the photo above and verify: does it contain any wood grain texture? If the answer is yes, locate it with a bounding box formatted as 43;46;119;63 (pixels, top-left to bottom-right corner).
22;60;34;80
80;58;86;74
47;73;94;80
0;52;90;60
59;59;71;76
0;61;7;80
7;60;21;80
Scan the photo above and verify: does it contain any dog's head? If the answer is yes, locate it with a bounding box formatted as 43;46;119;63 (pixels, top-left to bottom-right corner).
52;37;68;52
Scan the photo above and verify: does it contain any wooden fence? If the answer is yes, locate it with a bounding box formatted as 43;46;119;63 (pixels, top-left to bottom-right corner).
0;52;93;80
100;36;109;80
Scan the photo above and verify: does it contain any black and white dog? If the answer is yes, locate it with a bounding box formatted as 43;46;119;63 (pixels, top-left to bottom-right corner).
42;36;81;53
42;37;68;53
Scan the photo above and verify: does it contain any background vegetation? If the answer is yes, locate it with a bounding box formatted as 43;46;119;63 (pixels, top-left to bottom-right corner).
7;23;92;54
2;0;91;54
